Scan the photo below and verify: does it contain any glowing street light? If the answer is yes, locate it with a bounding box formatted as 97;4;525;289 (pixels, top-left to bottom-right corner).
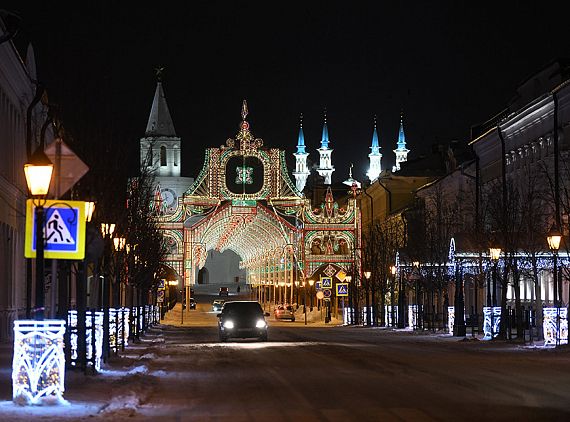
24;148;54;321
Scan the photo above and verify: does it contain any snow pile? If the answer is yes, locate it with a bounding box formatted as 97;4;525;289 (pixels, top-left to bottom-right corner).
138;352;158;360
127;364;149;375
99;391;141;417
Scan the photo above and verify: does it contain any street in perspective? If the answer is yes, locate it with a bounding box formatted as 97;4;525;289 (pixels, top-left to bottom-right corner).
1;284;569;421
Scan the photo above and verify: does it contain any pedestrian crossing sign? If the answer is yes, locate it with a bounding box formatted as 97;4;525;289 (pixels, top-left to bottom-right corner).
25;199;86;260
336;283;349;297
321;277;333;289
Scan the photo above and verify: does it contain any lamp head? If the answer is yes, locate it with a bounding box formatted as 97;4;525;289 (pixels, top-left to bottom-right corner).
489;247;501;261
84;201;96;222
24;147;54;197
308;279;315;286
364;271;371;280
547;224;562;251
390;265;397;275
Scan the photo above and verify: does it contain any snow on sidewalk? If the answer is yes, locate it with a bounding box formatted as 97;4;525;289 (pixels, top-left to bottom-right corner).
0;327;167;421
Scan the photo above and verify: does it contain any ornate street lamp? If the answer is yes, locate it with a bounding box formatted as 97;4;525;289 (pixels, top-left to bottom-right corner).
547;224;562;304
489;246;501;307
364;271;371;325
24;147;54;321
390;265;397;327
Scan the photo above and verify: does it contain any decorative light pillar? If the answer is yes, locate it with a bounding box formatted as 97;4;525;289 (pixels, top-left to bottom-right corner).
12;320;66;404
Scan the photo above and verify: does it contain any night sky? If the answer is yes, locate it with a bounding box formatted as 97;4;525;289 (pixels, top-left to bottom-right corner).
6;1;570;181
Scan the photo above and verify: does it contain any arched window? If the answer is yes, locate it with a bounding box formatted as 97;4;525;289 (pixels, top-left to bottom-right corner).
160;145;167;166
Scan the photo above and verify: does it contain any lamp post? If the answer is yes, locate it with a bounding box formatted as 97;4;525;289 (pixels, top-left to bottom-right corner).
488;246;501;338
453;258;466;337
24;147;54;321
346;275;353;324
390;265;397;327
100;222;115;361
547;224;562;305
113;236;126;308
397;263;406;329
412;261;420;329
76;201;95;372
547;224;562;345
364;271;371;326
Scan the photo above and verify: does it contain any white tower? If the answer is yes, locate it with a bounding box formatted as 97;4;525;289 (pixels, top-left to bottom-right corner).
392;112;410;172
316;112;335;185
140;77;181;177
140;72;193;216
367;116;382;182
292;114;310;192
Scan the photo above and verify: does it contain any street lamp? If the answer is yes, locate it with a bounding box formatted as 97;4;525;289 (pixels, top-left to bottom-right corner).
24;147;54;320
547;224;562;305
390;265;397;327
486;245;501;339
100;222;116;361
364;271;371;325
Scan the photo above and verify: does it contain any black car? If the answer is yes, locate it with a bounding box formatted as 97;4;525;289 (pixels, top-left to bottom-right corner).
217;301;269;342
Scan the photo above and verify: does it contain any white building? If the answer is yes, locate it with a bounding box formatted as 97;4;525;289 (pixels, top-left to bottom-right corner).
0;17;50;341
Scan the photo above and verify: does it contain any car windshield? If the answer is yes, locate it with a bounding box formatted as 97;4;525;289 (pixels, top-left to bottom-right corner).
223;302;263;315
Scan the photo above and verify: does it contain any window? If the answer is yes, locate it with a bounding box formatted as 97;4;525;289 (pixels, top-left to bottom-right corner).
160;145;167;166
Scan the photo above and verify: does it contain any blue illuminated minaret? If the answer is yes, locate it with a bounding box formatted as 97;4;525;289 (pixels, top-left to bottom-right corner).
316;110;335;184
392;111;410;172
367;116;382;182
293;114;310;192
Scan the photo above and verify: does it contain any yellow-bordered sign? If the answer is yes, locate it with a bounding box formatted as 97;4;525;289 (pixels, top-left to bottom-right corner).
25;199;86;260
336;283;349;297
321;276;333;289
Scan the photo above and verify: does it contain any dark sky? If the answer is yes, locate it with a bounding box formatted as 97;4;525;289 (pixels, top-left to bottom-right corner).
6;1;570;182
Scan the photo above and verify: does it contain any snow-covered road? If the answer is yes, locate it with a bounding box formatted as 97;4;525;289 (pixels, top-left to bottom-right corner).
1;293;570;421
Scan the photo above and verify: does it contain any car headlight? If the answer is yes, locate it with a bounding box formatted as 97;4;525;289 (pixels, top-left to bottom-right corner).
256;319;267;328
223;320;234;329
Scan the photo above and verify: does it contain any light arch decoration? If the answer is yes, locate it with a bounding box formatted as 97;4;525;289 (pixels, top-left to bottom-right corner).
151;101;361;307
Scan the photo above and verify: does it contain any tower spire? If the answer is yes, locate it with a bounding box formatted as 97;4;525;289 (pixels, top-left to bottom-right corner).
293;113;310;192
316;108;334;185
367;115;382;182
141;70;182;177
145;70;176;137
392;110;410;172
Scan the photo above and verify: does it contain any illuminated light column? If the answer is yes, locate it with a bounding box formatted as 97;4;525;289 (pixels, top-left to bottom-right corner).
13;320;66;404
68;310;103;373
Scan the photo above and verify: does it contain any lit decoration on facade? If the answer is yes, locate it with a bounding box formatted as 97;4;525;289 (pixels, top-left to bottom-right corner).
483;306;501;339
68;310;103;372
543;307;568;346
148;103;360;305
235;166;253;185
12;320;66;404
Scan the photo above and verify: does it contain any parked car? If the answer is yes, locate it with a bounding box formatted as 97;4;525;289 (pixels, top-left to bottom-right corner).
219;286;229;296
217;301;269;342
274;304;295;321
212;299;225;312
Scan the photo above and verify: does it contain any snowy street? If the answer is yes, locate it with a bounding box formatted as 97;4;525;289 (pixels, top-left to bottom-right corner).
1;288;570;421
